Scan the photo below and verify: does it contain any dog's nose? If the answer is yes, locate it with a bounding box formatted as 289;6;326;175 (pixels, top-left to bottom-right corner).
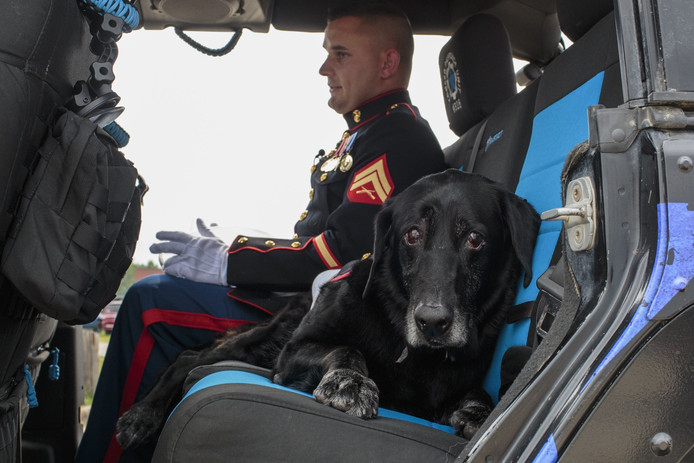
414;305;452;338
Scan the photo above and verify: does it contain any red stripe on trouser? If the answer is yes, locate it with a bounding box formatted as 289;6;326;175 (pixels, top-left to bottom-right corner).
103;309;254;463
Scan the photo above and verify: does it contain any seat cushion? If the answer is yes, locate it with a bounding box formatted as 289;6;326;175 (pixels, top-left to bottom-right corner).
154;364;463;463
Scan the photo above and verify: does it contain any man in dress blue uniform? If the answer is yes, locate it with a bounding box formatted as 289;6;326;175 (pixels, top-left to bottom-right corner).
77;4;446;462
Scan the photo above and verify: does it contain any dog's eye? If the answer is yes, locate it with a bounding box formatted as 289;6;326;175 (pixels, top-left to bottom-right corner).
466;232;485;250
404;227;421;246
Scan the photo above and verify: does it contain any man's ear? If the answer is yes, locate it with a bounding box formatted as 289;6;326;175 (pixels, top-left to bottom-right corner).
380;49;400;79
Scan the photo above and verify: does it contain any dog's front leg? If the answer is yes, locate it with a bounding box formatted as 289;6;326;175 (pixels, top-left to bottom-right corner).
313;347;379;419
117;325;262;449
449;388;493;439
117;295;310;449
116;348;204;449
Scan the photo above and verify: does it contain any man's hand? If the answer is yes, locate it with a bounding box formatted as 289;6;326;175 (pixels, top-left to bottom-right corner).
150;218;229;286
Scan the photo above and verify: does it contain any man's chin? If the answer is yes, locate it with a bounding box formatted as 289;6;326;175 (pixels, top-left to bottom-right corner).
327;97;348;114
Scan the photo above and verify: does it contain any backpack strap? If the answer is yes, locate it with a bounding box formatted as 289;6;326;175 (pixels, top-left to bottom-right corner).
465;119;489;172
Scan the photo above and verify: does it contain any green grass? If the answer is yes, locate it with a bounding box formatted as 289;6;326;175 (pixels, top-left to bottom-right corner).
84;332;110;406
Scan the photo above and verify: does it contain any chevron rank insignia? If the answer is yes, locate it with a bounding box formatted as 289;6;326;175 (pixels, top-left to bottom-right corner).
347;154;394;205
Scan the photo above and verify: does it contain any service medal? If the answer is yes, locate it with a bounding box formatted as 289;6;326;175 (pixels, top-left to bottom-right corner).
321;157;340;172
339;153;353;172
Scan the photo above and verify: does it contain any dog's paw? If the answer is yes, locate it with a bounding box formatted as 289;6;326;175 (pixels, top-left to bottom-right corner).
450;398;492;439
116;403;165;449
313;368;379;419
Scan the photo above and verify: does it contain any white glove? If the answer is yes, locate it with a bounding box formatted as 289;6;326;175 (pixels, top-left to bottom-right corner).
150;218;229;286
310;269;341;310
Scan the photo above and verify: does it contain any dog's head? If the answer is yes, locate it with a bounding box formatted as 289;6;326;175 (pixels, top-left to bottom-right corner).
364;169;540;353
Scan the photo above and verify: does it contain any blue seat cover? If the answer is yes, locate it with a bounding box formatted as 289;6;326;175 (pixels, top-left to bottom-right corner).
482;72;605;401
180;370;456;434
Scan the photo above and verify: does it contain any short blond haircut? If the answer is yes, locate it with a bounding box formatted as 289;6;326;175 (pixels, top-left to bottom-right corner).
327;3;414;84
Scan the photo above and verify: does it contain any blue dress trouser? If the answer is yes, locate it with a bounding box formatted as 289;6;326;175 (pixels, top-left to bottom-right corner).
74;274;272;463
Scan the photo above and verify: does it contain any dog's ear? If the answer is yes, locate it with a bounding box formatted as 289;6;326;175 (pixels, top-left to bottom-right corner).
363;204;394;299
502;192;541;287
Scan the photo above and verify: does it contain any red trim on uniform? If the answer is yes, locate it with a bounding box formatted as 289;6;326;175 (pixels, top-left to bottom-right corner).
227;235;341;271
227;289;275;316
330;271;351;283
387;102;417;120
103;309;254;463
353;99;416;131
347;89;409;131
139;309;254;331
350;113;381;131
118;331;154;417
104;330;155;463
352;88;406;108
313;233;341;269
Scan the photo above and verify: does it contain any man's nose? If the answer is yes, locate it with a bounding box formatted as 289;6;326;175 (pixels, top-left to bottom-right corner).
319;58;331;76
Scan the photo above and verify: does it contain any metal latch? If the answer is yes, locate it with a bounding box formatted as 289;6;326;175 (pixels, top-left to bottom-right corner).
541;176;597;252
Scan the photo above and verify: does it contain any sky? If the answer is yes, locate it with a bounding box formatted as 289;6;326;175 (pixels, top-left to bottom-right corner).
113;27;458;265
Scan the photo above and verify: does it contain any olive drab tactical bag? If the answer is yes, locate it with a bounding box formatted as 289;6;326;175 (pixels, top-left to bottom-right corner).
0;108;146;324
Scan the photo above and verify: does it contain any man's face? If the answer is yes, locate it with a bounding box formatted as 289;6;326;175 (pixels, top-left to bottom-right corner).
319;16;386;114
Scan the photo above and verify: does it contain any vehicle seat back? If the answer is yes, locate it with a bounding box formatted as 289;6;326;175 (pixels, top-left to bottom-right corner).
467;0;621;401
438;14;517;138
509;0;621;310
445;78;539;191
440;13;538;192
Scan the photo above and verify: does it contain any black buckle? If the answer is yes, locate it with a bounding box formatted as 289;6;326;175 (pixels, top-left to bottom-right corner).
535;264;564;339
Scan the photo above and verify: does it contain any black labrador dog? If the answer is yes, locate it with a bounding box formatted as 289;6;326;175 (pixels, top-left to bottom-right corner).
116;169;539;447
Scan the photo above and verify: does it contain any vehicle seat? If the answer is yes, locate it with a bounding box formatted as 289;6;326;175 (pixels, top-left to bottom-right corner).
150;14;523;462
479;0;621;402
439;13;540;192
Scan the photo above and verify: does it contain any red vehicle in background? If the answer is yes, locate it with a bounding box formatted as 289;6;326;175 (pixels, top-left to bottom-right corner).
100;298;122;333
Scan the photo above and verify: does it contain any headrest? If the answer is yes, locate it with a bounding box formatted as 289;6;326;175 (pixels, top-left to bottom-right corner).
556;0;614;42
439;14;516;137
